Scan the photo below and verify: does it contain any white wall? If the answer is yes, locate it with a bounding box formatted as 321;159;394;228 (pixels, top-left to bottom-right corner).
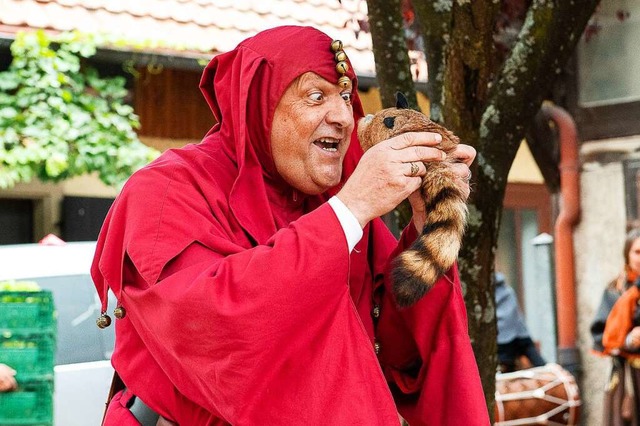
575;136;640;425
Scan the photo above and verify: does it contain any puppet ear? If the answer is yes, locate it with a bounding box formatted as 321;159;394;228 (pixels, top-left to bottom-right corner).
395;92;409;109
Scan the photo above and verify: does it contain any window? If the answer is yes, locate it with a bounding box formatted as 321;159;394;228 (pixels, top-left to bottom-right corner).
495;184;552;303
27;274;114;365
0;198;34;244
61;196;114;242
496;183;556;361
570;0;640;140
578;0;640;107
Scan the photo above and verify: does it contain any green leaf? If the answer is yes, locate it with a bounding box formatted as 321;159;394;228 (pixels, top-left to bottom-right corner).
0;30;159;188
45;153;69;177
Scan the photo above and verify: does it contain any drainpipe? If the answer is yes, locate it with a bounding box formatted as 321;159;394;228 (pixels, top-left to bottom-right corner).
540;103;581;377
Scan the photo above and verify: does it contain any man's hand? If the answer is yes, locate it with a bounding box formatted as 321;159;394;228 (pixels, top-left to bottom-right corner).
0;363;17;392
449;143;476;198
337;132;445;228
626;326;640;350
407;143;475;232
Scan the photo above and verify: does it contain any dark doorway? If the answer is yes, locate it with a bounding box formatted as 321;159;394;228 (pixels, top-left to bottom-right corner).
61;196;114;242
0;198;34;244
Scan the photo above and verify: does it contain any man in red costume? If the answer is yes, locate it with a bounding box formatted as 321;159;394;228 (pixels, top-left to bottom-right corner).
93;25;489;425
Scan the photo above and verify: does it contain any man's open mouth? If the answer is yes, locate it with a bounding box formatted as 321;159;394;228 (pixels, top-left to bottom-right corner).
314;138;340;152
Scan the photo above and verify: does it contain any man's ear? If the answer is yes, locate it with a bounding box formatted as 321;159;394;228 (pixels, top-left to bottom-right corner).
395;92;409;109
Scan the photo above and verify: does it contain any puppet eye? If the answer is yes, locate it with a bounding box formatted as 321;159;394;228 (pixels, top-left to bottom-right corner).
383;116;395;129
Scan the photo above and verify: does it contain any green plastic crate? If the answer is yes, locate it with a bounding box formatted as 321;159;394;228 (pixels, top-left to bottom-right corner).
0;291;56;334
0;379;53;426
0;334;55;382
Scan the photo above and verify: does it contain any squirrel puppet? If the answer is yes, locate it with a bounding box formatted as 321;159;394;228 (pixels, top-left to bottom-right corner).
357;92;468;307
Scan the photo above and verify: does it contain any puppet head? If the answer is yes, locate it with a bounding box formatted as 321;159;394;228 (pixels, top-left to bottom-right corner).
357;93;459;154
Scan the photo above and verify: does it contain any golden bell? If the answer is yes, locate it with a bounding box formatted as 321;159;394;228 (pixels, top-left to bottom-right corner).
336;61;349;74
331;40;343;52
372;305;381;319
338;76;352;90
96;314;112;329
114;306;126;319
334;51;347;62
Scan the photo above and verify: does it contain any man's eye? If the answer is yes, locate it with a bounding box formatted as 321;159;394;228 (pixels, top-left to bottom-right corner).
309;92;323;101
341;92;352;102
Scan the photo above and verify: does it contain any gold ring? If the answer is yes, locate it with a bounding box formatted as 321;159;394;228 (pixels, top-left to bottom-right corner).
409;162;419;177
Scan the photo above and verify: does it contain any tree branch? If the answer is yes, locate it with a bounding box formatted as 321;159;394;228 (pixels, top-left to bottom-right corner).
412;1;453;121
480;0;599;180
366;0;418;109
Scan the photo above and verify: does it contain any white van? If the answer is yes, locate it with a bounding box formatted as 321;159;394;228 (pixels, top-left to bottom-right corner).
0;241;115;426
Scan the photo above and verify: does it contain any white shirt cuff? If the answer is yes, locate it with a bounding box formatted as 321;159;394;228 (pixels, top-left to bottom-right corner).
328;196;363;253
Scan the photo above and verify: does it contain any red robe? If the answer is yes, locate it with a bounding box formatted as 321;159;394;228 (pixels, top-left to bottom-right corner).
93;26;488;425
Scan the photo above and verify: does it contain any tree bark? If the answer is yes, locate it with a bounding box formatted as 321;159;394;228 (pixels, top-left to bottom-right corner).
365;0;600;422
410;1;451;122
366;0;418;109
526;106;561;193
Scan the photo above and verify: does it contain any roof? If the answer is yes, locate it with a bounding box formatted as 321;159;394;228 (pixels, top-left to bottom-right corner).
0;0;428;79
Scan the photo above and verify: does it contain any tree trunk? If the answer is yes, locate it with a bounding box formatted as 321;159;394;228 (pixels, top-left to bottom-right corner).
366;0;418;109
365;0;600;422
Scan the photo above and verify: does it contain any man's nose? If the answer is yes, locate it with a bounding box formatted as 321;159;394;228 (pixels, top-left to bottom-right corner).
326;97;353;128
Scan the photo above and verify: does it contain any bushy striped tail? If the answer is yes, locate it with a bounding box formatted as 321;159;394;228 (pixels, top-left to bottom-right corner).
392;171;468;307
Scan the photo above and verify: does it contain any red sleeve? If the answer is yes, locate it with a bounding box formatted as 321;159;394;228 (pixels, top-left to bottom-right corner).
112;204;401;425
369;220;490;426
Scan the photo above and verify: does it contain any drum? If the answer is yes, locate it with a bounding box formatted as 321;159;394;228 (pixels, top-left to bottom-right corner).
495;363;581;425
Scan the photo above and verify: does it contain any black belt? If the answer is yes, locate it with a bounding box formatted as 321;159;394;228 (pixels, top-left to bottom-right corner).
126;392;160;426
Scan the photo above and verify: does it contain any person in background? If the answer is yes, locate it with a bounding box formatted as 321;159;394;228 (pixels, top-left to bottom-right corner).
495;272;546;373
92;25;489;425
0;363;17;392
591;227;640;425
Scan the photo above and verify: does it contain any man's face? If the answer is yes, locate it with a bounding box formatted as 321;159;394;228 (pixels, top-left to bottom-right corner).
270;72;355;195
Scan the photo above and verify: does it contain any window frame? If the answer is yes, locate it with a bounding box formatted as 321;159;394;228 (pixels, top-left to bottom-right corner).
566;26;640;142
498;183;553;306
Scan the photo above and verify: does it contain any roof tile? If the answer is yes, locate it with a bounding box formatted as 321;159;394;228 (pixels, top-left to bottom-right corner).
0;0;427;80
103;0;127;14
1;1;24;26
